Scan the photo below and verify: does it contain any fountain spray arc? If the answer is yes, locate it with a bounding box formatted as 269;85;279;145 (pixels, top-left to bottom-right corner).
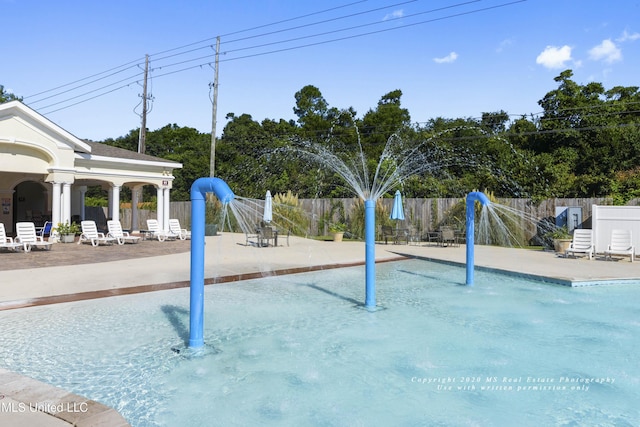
465;191;490;286
189;177;235;348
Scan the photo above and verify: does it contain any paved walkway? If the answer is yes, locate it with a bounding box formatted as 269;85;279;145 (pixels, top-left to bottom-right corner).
389;241;640;286
2;234;638;310
1;233;639;426
0;233;405;310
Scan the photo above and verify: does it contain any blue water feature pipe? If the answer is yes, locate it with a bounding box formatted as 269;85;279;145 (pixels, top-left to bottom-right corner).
189;177;235;348
364;199;376;309
465;191;490;286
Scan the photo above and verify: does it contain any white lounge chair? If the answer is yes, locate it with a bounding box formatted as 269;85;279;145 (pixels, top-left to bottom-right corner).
15;222;53;252
168;219;191;240
605;229;635;262
565;229;594;260
107;220;141;245
146;219;174;242
0;223;22;252
78;220;116;247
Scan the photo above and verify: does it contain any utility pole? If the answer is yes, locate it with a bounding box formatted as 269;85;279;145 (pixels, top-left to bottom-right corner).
138;54;150;154
209;37;220;177
133;54;150;233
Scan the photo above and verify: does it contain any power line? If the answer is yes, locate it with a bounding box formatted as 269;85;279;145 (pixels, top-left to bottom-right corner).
37;70;144;110
27;64;141;105
32;0;379;103
32;0;416;106
34;0;526;115
147;0;374;58
216;0;483;57
148;0;421;64
219;0;422;46
28;1;372;102
83;1;524;91
24;61;143;100
42;83;137;114
144;1;518;78
121;0;482;76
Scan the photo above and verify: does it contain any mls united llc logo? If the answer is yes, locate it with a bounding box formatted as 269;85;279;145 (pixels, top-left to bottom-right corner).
0;398;88;414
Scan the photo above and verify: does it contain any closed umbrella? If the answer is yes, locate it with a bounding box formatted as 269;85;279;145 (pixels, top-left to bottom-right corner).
263;190;273;223
390;190;406;244
390;190;405;221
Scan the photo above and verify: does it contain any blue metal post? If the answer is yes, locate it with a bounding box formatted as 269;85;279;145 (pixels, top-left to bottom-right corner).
189;177;235;348
189;194;205;347
364;199;376;308
465;191;490;286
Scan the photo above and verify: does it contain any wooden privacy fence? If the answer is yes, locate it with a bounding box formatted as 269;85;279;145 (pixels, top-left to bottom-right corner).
110;197;631;243
297;197;615;241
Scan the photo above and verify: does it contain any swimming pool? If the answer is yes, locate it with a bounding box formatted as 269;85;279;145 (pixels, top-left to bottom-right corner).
1;259;638;426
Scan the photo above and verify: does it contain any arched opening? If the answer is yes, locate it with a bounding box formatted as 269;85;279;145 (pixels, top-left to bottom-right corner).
13;181;50;229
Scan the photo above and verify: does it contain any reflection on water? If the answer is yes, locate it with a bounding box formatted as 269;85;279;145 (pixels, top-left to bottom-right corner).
1;259;638;426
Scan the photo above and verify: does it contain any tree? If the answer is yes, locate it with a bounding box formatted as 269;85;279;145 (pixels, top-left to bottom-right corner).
481;110;510;134
293;85;328;123
85;73;640;202
0;85;22;103
102;125;209;201
216;113;272;197
361;89;411;157
144;124;210;200
507;116;538;151
536;69;640;196
293;85;339;141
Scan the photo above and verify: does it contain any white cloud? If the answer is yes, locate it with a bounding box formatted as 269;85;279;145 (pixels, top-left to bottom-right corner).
616;29;640;42
433;52;458;64
496;38;514;53
588;39;622;63
383;9;403;21
535;45;572;69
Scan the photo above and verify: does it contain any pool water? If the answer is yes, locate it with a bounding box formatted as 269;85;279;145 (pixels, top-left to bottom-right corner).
1;259;639;426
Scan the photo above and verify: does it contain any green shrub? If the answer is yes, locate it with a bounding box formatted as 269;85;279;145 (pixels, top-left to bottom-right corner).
273;191;309;236
84;196;108;207
349;198;390;240
55;221;80;235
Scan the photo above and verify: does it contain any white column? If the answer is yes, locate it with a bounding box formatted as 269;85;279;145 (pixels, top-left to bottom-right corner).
156;186;164;229
163;187;171;231
51;182;62;227
111;185;121;223
107;186;113;219
62;183;71;224
79;186;87;221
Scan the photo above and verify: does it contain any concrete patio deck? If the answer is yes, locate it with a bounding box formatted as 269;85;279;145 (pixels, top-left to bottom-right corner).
389;241;640;286
1;233;638;426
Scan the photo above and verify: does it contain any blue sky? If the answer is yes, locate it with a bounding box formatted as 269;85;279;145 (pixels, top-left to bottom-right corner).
3;0;639;141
